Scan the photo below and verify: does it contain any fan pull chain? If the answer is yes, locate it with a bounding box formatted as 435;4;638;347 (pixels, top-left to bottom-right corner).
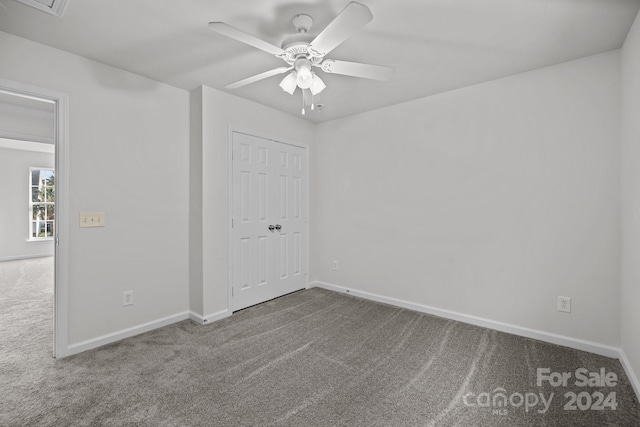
301;92;306;115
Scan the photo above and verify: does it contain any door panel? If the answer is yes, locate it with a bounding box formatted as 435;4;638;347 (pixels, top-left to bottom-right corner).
257;236;267;285
272;143;307;295
279;233;288;279
258;173;267;221
232;132;308;311
232;134;273;310
293;231;301;276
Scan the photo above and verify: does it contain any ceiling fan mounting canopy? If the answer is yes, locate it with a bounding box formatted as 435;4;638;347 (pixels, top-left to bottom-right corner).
292;14;313;33
208;2;394;113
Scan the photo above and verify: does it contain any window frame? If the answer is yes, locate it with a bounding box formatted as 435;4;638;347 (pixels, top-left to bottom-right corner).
28;166;55;241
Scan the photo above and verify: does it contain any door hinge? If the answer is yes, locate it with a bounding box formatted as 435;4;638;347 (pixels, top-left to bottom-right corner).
232;218;234;228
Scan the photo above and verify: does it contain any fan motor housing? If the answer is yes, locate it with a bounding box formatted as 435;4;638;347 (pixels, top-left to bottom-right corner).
281;33;317;62
281;14;323;64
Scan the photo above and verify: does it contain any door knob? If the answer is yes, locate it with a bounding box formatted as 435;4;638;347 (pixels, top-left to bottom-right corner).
275;224;282;231
268;225;275;231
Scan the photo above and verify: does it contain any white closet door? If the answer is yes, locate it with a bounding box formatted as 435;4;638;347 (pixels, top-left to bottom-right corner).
272;143;307;297
231;131;308;311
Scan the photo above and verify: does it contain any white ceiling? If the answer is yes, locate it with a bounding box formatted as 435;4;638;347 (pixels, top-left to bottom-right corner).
0;0;638;123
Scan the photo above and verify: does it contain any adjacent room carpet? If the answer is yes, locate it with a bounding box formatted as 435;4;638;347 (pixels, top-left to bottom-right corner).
2;257;639;426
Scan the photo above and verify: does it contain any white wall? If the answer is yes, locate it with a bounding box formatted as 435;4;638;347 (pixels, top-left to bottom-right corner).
0;27;627;359
621;10;640;391
313;51;621;346
189;87;204;316
0;144;54;260
0;31;190;345
190;85;315;318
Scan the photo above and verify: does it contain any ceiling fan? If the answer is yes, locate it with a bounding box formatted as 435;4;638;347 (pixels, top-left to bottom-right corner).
208;2;394;114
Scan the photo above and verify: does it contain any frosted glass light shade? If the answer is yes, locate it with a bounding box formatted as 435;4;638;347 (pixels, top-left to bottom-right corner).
310;73;326;95
279;72;297;94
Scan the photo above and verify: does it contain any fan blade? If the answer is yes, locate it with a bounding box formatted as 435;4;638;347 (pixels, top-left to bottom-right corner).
226;67;293;89
320;59;394;81
208;22;286;57
307;2;373;57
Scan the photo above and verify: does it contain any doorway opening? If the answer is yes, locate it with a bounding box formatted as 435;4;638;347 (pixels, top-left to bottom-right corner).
0;79;69;358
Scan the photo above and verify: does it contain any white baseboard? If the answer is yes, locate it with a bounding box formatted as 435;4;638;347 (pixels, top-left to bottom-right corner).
189;308;231;325
0;253;53;262
64;308;232;357
312;280;640;401
65;311;190;357
619;349;640;400
311;281;620;358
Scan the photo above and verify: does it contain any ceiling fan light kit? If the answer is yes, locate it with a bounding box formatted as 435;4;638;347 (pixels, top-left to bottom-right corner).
310;72;326;95
294;58;313;89
208;2;394;115
279;72;297;95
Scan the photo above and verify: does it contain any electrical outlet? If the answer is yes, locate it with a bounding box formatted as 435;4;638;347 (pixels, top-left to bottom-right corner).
558;296;571;313
332;260;339;271
123;291;133;306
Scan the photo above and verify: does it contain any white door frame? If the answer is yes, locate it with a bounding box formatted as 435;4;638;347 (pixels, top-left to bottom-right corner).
0;78;70;358
227;126;310;313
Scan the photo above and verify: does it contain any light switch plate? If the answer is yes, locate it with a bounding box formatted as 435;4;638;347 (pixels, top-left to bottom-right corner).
79;212;105;228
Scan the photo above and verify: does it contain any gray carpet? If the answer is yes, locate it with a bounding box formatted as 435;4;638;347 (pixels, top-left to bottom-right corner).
2;258;640;426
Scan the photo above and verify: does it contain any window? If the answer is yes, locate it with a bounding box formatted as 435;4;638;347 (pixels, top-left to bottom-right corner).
30;168;55;240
